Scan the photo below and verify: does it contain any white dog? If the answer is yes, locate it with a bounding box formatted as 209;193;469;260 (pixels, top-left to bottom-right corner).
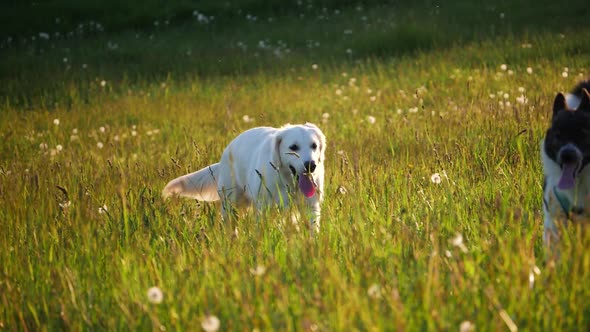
163;123;326;229
541;80;590;249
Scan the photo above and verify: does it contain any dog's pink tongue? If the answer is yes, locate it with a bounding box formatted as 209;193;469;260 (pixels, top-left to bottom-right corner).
558;163;577;190
298;175;316;197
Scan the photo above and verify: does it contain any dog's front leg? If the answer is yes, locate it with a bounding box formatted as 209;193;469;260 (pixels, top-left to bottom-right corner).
305;197;321;234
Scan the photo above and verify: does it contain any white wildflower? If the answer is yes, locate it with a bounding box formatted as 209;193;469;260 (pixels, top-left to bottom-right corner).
366;115;376;124
147;286;163;304
201;315;220;332
250;265;266;276
367;283;382;299
53;118;60;126
430;173;442;184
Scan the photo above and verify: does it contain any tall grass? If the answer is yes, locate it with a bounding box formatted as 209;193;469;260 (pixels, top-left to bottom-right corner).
1;0;589;330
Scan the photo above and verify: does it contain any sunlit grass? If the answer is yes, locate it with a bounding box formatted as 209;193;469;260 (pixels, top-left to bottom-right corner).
1;0;590;330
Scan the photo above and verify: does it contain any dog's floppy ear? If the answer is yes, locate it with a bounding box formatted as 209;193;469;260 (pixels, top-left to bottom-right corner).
578;88;590;112
272;131;283;167
552;92;567;118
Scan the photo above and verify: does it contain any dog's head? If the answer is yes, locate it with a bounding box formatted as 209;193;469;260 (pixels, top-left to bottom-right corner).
545;88;590;189
273;123;326;197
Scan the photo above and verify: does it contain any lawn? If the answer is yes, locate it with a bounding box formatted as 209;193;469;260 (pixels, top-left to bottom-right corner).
1;0;589;330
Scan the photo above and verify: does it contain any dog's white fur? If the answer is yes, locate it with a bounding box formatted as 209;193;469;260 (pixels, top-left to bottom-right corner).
542;93;587;245
163;123;326;229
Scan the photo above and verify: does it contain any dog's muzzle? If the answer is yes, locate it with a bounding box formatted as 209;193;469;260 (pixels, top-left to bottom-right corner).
290;161;316;178
558;144;582;166
303;161;316;173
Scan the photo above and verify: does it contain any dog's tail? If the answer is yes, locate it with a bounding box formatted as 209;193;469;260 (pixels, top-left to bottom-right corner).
162;163;220;201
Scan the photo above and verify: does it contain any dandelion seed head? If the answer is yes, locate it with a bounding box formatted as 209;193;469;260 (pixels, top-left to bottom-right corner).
201;315;220;332
56;144;63;152
367;283;382;299
500;64;507;71
430;173;442;184
562;71;568;78
97;142;104;149
147;286;163;304
250;265;266;276
460;321;474;332
366;115;376;124
526;67;533;74
311;64;318;70
53;118;60;126
100;80;106;87
99;126;105;133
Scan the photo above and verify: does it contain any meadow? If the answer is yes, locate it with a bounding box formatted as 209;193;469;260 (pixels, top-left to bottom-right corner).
1;0;590;330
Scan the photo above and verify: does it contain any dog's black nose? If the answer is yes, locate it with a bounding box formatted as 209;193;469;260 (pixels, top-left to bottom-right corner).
560;148;580;164
304;161;316;173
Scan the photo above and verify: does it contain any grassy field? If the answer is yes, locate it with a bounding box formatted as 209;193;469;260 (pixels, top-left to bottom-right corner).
1;0;590;330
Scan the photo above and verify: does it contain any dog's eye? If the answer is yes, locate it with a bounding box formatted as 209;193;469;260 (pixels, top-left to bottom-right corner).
311;143;318;150
289;144;299;151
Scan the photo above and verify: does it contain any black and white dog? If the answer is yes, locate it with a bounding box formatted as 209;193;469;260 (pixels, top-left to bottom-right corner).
542;80;590;246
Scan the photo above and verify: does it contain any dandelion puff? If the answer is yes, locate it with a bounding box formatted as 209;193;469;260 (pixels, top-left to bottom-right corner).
100;80;106;87
562;71;568;78
250;265;266;276
430;173;442;184
99;126;105;133
526;67;533;74
528;270;535;289
201;315;220;332
147;286;163;304
97;142;104;149
311;64;318;70
53;118;60;126
98;204;108;214
367;283;382;299
40;142;48;150
242;115;253;123
500;64;507;71
366;115;376;124
131;130;138;137
460;321;474;332
337;185;348;195
56;144;63;152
